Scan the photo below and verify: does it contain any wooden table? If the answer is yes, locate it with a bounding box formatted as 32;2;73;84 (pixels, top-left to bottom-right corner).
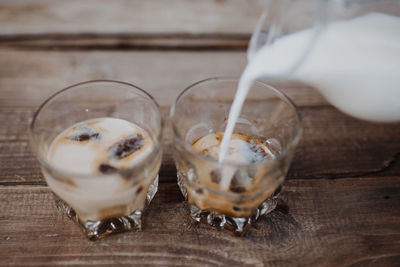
1;1;400;266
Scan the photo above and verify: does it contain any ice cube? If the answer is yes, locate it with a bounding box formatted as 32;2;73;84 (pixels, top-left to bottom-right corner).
98;163;119;174
108;133;144;159
66;126;100;142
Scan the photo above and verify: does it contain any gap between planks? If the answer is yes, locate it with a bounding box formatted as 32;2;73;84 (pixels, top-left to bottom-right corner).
0;33;250;51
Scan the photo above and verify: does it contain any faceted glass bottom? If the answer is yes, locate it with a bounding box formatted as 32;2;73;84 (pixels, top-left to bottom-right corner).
54;175;158;240
177;174;278;234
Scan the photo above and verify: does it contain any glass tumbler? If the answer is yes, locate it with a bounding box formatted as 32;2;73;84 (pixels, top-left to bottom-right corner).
29;80;162;240
170;77;302;234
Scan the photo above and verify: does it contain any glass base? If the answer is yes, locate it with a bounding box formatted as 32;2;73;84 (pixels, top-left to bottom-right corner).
54;175;158;240
177;174;278;234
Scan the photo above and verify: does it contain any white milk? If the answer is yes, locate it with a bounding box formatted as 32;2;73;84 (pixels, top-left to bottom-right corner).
193;132;273;191
219;13;400;164
49;117;153;175
46;117;155;221
193;133;272;164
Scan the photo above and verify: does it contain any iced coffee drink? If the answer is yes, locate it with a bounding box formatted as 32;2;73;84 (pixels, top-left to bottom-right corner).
29;80;162;239
189;132;277;216
171;78;301;233
46;118;159;223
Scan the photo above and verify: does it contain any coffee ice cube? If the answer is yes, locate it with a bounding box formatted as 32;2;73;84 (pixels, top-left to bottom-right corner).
98;163;119;174
108;133;144;159
67;126;100;142
248;140;270;163
210;169;222;184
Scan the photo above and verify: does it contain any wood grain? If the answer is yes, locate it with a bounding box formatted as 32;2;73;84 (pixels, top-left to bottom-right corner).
0;0;263;36
0;50;248;108
1;1;400;265
1;178;399;266
0;49;399;185
0;49;323;108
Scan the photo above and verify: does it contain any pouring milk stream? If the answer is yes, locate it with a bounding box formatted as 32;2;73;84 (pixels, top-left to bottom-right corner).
218;12;400;188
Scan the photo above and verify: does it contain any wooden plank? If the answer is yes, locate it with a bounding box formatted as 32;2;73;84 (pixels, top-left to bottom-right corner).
291;106;400;179
0;50;399;184
1;177;400;266
0;1;397;53
0;0;324;50
0;0;263;36
0;50;249;108
0;49;325;108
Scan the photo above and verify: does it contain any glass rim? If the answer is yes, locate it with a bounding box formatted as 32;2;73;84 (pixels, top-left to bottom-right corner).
28;79;163;179
170;76;303;168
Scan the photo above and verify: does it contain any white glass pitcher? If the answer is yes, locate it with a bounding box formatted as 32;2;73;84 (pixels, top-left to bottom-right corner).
248;0;400;122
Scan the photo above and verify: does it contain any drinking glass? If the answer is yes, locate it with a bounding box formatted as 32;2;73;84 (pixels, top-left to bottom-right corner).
170;78;302;234
29;80;162;240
